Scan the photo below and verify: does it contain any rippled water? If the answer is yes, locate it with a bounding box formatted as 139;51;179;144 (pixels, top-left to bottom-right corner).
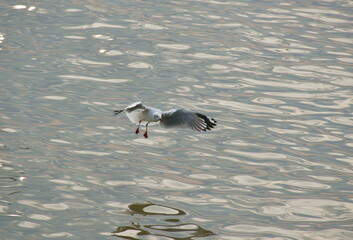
1;0;353;239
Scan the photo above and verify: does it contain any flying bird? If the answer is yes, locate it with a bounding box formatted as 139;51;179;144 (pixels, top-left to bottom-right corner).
114;102;217;138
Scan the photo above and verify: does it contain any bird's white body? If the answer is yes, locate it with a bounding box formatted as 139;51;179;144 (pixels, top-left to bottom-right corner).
140;107;162;122
114;102;216;138
125;105;162;125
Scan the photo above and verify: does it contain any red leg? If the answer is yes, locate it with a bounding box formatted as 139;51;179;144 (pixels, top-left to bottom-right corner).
143;122;150;138
135;121;141;134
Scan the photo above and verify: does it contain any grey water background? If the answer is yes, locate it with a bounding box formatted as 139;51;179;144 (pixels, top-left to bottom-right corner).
1;0;353;239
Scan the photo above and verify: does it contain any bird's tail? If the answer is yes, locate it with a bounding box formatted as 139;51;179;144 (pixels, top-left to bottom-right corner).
114;109;123;116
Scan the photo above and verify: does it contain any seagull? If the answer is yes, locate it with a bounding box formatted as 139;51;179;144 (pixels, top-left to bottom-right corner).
114;102;217;138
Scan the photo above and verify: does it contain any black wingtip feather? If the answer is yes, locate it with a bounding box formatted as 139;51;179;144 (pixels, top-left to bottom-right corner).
196;113;217;131
114;109;123;116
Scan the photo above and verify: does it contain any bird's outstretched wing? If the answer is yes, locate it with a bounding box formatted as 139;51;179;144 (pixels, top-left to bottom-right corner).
114;102;146;115
114;102;148;125
160;109;217;132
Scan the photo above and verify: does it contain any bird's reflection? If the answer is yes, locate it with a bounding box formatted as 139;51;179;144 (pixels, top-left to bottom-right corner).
112;202;215;239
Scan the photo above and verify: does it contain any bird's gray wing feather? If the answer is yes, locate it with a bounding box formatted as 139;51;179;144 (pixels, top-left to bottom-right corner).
160;109;216;132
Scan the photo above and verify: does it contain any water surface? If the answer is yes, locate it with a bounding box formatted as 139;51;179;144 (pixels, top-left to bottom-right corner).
1;0;353;239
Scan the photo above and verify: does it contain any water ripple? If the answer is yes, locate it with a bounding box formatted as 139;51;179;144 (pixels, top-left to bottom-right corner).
58;74;130;83
63;22;126;29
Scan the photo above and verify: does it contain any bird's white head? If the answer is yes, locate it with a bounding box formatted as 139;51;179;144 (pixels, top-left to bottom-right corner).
153;113;162;121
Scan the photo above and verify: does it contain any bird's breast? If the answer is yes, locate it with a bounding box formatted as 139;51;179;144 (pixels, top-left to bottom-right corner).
139;111;155;122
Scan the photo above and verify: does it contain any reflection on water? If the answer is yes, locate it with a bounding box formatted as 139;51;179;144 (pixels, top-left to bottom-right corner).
112;202;214;239
113;222;214;239
128;202;186;216
1;0;353;239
